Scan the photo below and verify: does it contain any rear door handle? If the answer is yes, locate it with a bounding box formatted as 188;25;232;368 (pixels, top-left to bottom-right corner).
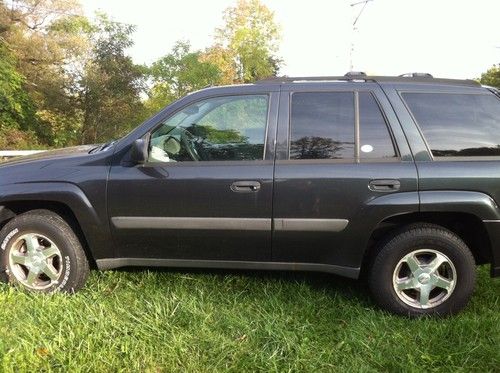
369;179;401;192
230;181;261;193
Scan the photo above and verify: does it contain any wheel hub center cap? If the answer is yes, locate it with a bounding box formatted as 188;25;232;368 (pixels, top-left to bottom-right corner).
418;273;431;284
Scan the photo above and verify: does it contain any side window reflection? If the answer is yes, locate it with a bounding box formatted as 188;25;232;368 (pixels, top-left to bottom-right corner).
149;95;269;162
290;92;355;160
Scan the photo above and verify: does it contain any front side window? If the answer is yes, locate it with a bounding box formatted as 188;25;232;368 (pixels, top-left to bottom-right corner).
149;95;268;162
402;92;500;157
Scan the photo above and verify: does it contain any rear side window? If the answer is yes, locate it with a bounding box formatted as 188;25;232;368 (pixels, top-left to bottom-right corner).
289;91;397;160
290;92;355;159
402;92;500;157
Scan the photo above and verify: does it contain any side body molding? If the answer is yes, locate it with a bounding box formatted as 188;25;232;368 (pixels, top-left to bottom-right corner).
274;218;349;232
0;182;113;258
111;217;349;233
419;191;500;221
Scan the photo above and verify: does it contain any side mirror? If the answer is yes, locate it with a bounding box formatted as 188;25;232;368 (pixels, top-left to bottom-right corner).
130;139;148;164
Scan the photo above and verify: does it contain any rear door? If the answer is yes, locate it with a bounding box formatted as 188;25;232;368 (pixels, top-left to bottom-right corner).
272;82;419;272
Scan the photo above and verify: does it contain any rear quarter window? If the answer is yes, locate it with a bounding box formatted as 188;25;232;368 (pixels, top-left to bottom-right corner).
402;92;500;157
359;92;397;159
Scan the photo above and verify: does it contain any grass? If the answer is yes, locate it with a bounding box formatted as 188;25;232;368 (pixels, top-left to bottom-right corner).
0;266;498;372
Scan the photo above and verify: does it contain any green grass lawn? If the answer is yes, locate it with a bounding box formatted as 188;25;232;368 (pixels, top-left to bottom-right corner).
0;266;498;372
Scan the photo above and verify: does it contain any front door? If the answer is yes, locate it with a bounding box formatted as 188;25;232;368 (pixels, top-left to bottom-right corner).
107;92;279;262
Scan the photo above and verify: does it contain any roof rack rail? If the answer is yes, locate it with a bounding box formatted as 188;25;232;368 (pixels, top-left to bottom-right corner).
255;74;480;87
256;74;372;84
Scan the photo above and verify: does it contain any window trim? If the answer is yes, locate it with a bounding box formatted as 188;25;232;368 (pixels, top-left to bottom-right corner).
145;93;272;164
287;90;400;163
141;159;275;168
354;91;360;162
400;91;500;162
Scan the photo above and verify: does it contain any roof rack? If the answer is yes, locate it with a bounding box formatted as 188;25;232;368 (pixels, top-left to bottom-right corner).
256;73;480;87
256;72;372;84
345;71;367;77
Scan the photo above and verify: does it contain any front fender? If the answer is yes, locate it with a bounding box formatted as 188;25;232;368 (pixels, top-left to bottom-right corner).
0;182;113;259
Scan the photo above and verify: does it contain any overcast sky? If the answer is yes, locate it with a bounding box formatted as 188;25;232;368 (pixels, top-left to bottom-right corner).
80;0;500;79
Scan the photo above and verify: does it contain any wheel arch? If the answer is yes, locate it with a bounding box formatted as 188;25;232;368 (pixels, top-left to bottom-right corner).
0;182;112;266
0;201;97;268
361;211;493;277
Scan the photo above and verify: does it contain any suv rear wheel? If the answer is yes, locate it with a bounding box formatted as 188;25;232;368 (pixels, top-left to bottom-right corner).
369;224;476;316
0;209;89;293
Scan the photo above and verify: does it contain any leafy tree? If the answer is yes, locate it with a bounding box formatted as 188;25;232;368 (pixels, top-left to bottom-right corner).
0;0;91;146
0;43;39;148
146;0;284;115
79;14;146;144
200;45;237;85
214;0;282;83
480;65;500;88
146;41;221;113
0;0;285;149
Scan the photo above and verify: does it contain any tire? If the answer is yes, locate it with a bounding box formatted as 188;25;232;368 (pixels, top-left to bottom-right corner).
369;223;476;317
0;209;89;293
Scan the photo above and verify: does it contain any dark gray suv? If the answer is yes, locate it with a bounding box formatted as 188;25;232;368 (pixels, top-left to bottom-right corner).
0;72;499;316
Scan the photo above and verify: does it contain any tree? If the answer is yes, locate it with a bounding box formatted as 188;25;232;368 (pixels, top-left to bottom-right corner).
0;43;39;149
145;0;284;115
1;1;147;146
290;137;348;160
0;0;91;146
146;41;222;113
200;45;237;85
214;0;282;83
0;0;285;149
79;14;146;144
480;65;500;88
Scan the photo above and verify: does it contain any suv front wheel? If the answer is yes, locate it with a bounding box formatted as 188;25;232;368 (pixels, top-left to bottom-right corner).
0;209;89;293
369;224;476;316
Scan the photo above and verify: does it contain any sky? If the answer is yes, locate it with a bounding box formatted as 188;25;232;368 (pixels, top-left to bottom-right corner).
80;0;500;79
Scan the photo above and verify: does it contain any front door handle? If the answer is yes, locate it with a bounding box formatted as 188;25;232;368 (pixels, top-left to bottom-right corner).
369;179;401;192
230;181;261;193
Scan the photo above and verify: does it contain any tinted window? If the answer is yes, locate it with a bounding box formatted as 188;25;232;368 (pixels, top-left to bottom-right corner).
149;95;268;162
290;92;355;159
359;92;397;159
403;93;500;157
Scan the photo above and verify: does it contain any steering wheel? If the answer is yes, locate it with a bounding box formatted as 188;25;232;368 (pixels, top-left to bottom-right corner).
180;128;201;161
